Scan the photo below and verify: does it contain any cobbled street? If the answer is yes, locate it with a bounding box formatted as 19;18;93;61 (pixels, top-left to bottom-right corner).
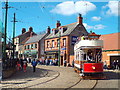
1;64;120;89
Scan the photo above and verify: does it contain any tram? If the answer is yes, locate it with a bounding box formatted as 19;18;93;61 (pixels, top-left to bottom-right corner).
74;32;104;79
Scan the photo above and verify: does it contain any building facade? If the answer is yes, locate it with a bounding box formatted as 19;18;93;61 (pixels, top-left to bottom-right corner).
14;27;36;58
24;27;50;59
100;32;120;67
45;14;88;66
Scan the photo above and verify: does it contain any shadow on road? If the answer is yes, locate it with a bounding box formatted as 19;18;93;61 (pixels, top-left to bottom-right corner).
104;71;120;80
2;65;49;81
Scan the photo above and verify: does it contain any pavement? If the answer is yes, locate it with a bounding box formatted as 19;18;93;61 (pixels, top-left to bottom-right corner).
1;64;120;89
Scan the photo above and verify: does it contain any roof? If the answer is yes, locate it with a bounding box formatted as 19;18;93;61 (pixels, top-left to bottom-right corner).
45;22;79;39
25;33;47;44
21;37;30;45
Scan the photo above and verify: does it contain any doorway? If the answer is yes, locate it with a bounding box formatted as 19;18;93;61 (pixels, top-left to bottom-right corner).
110;56;120;67
61;56;63;65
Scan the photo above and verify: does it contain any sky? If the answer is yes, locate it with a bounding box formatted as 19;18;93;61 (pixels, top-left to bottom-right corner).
1;1;119;39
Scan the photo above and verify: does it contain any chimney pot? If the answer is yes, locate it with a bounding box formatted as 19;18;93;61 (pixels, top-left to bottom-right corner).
77;14;83;24
56;20;61;28
29;27;33;32
47;26;51;34
22;28;26;34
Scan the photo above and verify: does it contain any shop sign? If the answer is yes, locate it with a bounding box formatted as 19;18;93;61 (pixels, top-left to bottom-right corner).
71;36;78;45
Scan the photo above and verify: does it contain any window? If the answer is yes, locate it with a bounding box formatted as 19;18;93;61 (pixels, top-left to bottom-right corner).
31;44;33;49
57;39;59;47
47;41;50;48
63;38;66;47
35;44;37;48
52;40;55;48
28;45;30;49
25;46;26;49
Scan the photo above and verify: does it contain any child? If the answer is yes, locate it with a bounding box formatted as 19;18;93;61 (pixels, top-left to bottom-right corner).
17;62;21;71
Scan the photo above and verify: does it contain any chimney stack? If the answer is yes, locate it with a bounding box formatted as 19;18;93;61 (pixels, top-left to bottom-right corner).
56;20;61;28
47;26;51;34
28;27;33;32
77;14;83;24
22;28;26;34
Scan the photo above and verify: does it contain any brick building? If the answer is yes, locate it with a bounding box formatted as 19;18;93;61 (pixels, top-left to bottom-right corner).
45;14;88;66
24;27;51;59
14;27;36;58
100;32;120;67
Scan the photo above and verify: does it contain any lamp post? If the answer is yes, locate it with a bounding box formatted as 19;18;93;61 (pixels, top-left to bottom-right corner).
58;30;61;67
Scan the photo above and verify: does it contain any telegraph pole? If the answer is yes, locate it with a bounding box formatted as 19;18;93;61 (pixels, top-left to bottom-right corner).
11;13;18;60
3;0;8;62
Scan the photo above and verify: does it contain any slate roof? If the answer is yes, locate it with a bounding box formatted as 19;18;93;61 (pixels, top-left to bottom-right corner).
45;22;79;39
25;33;47;44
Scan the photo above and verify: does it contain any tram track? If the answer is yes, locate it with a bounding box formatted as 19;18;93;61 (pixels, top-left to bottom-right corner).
24;70;60;88
2;69;49;88
90;80;98;90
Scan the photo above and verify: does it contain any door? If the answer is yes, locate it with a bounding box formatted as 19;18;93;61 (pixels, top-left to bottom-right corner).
61;56;63;65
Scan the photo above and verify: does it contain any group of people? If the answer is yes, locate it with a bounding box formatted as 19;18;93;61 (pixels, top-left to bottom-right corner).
16;58;37;72
103;60;120;70
112;60;120;70
37;58;59;66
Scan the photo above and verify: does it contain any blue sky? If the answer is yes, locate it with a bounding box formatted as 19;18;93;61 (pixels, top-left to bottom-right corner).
1;1;119;39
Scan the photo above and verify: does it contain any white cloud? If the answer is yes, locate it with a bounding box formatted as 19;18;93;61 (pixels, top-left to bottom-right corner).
102;1;119;16
94;24;105;30
50;1;96;16
83;23;105;30
83;23;93;29
91;16;101;21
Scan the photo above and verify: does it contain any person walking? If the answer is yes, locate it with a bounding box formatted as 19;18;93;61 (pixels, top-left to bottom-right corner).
72;59;74;68
23;58;27;72
31;59;37;72
103;61;107;70
20;58;23;70
64;60;67;67
116;60;119;70
112;60;116;70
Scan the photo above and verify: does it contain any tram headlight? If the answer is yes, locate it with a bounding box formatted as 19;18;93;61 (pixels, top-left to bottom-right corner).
92;66;96;70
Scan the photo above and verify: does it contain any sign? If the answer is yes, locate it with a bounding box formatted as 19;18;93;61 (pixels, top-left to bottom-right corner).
61;48;66;50
71;36;78;45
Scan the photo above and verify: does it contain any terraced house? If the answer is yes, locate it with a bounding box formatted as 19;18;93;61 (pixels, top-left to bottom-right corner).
24;27;51;59
45;14;88;66
14;27;36;58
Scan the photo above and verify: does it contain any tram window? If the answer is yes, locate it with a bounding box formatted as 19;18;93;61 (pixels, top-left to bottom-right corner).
83;54;86;60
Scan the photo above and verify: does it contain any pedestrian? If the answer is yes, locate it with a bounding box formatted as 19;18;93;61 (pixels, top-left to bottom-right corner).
103;61;107;70
16;61;21;71
23;60;27;72
112;60;116;70
20;58;23;70
64;60;67;67
116;60;119;70
72;59;74;68
31;59;37;72
29;58;31;63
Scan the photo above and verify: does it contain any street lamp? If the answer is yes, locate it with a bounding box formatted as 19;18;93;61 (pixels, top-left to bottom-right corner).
58;29;61;67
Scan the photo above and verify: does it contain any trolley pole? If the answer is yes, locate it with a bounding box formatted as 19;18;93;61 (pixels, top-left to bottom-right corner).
58;31;61;67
